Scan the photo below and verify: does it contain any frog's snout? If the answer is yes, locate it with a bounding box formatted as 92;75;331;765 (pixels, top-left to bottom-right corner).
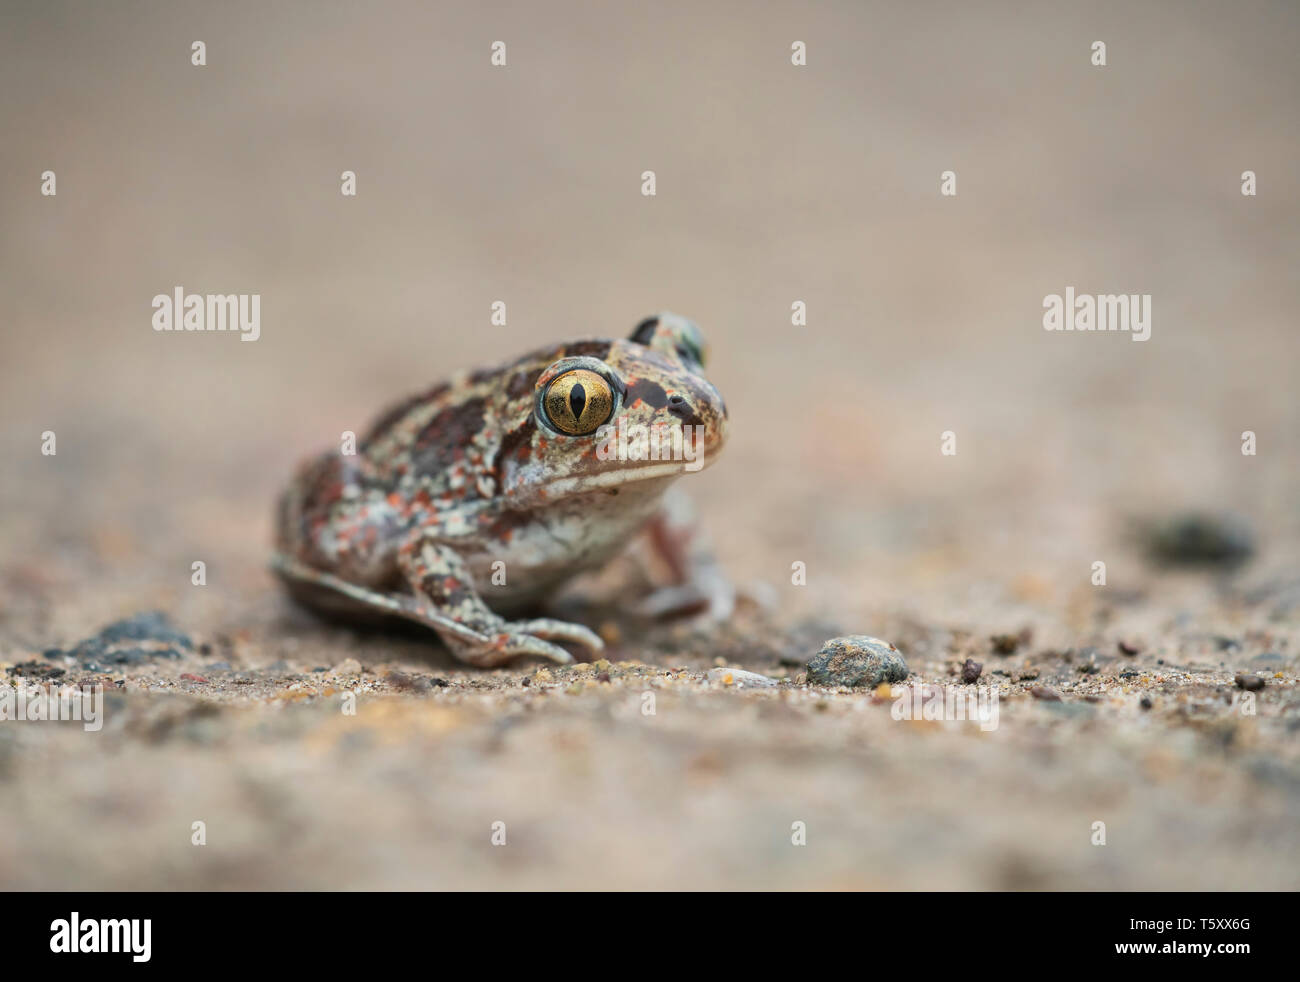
667;394;702;427
668;392;727;447
673;377;728;455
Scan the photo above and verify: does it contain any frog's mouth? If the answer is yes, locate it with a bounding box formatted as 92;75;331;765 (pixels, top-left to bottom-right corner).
542;459;705;497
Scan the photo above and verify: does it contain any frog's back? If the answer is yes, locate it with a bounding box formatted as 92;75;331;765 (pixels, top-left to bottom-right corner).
351;339;615;484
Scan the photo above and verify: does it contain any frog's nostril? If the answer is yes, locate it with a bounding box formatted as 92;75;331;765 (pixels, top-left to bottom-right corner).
667;396;702;426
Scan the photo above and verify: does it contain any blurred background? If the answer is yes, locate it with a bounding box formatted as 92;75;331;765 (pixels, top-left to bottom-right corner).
3;0;1298;624
1;1;1297;890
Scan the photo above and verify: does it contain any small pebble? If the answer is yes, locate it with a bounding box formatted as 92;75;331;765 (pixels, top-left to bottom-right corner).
1030;686;1062;702
385;671;430;692
960;658;982;684
990;634;1020;655
48;611;195;668
330;657;363;676
706;667;778;688
1142;511;1255;567
1234;674;1266;692
7;662;65;680
806;636;908;689
1118;640;1142;656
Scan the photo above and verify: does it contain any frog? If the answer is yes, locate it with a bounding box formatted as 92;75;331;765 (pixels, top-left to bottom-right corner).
272;313;731;667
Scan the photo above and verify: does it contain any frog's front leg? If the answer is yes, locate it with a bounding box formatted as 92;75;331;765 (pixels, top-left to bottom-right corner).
397;536;603;667
635;488;735;621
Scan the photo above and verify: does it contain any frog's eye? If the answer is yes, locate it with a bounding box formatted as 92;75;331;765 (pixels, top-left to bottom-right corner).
676;337;706;369
630;317;660;346
542;369;615;436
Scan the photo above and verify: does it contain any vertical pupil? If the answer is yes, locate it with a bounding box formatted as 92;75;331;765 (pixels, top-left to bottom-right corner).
568;382;587;420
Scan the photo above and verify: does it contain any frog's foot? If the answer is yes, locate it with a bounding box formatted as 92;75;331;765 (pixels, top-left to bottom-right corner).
449;618;603;669
635;490;735;622
513;618;605;654
398;538;603;668
450;629;574;668
637;576;735;622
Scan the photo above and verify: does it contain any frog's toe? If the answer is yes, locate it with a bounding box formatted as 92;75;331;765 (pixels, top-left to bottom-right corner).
513;618;605;656
456;631;574;668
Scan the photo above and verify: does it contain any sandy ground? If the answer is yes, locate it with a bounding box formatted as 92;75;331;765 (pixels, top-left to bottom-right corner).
1;0;1298;890
1;590;1298;890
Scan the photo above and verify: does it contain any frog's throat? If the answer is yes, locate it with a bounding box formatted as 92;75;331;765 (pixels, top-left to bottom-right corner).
541;461;699;497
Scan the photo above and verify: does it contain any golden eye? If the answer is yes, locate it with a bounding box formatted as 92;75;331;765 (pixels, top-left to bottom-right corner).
543;369;615;436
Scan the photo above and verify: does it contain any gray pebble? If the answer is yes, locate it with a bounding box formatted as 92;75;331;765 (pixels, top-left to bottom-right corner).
48;611;193;669
806;636;908;688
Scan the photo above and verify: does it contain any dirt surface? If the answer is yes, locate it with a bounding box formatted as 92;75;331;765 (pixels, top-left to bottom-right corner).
2;1;1299;890
2;594;1298;890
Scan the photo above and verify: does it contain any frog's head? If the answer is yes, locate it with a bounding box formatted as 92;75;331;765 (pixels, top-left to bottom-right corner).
506;336;728;504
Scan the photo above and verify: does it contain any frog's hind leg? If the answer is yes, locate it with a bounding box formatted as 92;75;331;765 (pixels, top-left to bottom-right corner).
397;538;604;668
274;549;602;667
272;553;436;627
274;552;502;654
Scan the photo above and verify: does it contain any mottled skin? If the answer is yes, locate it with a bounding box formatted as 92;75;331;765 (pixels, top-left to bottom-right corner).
273;314;730;667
